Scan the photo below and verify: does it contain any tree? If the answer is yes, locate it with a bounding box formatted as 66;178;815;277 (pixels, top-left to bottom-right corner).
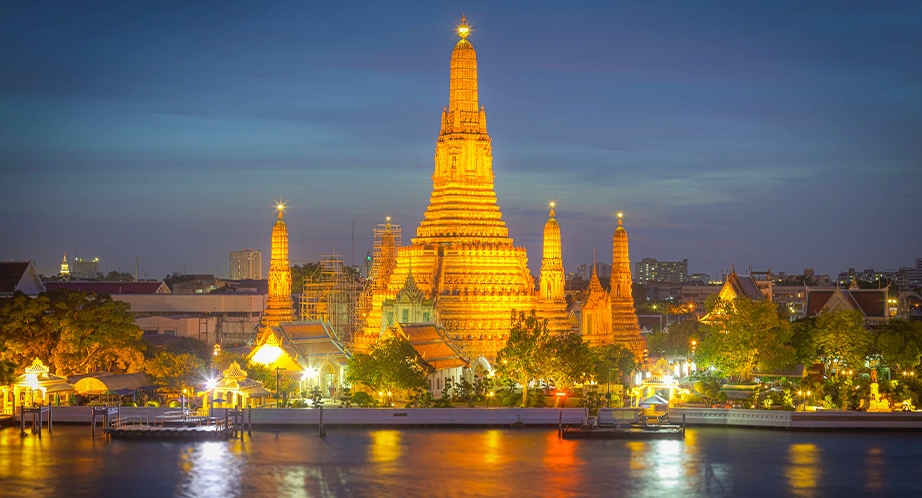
103;271;135;282
646;320;700;357
591;343;637;387
145;351;205;393
47;291;146;375
0;292;56;371
699;297;794;381
876;320;922;371
815;309;871;373
545;332;593;389
789;318;819;366
346;337;428;397
495;310;551;407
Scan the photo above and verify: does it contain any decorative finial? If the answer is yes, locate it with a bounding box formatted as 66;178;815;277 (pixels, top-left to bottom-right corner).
458;14;470;39
548;201;556;217
276;202;286;219
617;211;623;226
385;216;392;231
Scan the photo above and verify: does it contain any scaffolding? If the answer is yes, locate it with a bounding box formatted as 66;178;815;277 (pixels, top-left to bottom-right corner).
356;222;402;334
300;252;362;342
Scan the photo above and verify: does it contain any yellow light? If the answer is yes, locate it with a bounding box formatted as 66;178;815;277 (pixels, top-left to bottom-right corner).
617;212;623;219
25;373;39;389
251;344;284;366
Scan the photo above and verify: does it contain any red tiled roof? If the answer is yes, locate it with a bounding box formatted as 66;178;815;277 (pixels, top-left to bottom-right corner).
45;281;167;294
849;290;886;317
0;262;30;292
806;290;834;316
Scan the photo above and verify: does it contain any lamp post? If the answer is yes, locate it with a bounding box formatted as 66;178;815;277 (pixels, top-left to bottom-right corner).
487;391;494;409
275;367;285;408
607;368;618;408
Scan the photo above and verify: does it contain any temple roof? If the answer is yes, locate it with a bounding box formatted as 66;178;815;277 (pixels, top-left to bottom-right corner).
388;323;469;371
806;287;887;317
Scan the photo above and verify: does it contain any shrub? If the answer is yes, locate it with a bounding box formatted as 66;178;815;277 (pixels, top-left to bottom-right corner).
352;391;374;407
146;400;160;408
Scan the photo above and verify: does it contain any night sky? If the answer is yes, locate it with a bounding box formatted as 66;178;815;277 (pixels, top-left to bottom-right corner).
2;1;920;281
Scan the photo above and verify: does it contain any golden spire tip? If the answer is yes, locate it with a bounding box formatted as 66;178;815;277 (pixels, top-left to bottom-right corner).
458;14;470;39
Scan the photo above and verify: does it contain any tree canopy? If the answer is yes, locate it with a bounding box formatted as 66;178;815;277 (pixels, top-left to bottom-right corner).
815;309;871;372
0;290;145;375
145;351;205;393
876;320;922;371
346;336;428;395
495;311;552;406
698;297;794;380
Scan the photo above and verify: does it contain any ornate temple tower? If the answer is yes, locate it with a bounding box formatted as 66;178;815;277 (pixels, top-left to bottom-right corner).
537;203;569;333
356;217;398;351
358;16;538;358
260;204;295;329
581;249;613;344
59;253;70;280
610;213;647;358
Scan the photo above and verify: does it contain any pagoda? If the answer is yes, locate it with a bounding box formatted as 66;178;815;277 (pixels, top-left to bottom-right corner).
536;203;570;333
358;16;543;359
260;204;295;329
609;213;646;358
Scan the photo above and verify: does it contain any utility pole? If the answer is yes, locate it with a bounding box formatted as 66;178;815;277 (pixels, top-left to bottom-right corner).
134;256;139;282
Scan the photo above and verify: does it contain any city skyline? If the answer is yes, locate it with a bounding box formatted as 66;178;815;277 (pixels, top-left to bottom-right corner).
2;2;920;280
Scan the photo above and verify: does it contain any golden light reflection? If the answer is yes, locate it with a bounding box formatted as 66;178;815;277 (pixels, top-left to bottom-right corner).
786;443;821;498
176;442;240;498
370;430;401;468
482;429;501;465
864;447;884;491
627;441;646;471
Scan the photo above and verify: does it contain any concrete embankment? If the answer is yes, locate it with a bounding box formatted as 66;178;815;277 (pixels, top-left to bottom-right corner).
671;408;922;430
16;406;588;428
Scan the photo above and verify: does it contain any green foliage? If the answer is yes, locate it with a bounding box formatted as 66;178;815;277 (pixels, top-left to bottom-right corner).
346;337;428;394
495;310;551;407
339;386;354;408
698;297;795;380
789;318;819;365
815;309;871;372
309;385;323;408
159;337;212;363
145;351;205;392
646;320;700;357
545;332;594;388
591;343;637;386
103;271;135;282
875;320;922;370
351;391;375;407
0;291;146;376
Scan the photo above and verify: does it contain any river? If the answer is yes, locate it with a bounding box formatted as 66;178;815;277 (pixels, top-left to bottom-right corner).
1;426;920;497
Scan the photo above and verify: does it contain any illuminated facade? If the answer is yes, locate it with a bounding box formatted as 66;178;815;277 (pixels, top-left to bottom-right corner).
537;203;570;333
59;253;70;280
358;16;548;359
580;251;612;344
609;214;646;358
260;205;295;329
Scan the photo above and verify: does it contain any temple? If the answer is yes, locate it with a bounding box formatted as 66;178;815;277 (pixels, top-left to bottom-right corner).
357;16;557;360
609;213;647;358
537;203;570;334
260;204;295;329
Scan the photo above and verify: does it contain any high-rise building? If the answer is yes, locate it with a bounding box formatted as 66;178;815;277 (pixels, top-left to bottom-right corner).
71;257;99;279
230;249;262;280
260;205;295;329
634;258;688;285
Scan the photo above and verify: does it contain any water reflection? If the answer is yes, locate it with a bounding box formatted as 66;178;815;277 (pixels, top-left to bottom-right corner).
2;426;921;497
175;441;241;498
786;443;821;498
864;447;884;491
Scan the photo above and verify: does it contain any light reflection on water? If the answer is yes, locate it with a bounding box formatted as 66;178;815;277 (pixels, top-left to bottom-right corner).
2;426;921;497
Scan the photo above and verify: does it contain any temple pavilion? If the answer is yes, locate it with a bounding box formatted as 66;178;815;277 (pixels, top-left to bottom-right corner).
3;359;74;413
202;361;271;409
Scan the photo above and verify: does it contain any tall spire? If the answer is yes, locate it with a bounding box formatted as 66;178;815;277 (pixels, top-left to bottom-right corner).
60;253;70;280
609;212;646;359
447;14;479;132
262;203;295;329
540;202;564;300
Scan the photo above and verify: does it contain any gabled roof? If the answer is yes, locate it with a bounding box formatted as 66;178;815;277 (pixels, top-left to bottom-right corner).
721;271;765;301
45;281;171;294
806;287;887;318
0;261;45;295
387;323;469;371
249;321;351;372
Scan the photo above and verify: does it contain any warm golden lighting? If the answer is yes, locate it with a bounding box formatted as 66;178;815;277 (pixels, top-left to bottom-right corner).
457;14;470;39
617;211;623;219
251;344;284;366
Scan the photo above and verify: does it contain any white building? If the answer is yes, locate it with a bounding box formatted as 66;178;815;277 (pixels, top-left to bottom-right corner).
230;249;262;280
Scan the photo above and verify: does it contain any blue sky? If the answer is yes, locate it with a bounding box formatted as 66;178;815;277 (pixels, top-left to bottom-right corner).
1;1;920;280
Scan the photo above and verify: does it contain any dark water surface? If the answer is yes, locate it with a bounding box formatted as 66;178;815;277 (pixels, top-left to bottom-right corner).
2;425;921;497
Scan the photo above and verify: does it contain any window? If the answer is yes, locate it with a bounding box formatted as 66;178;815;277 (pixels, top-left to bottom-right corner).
423;312;430;322
387;312;394;327
402;309;409;323
164;329;176;336
144;330;158;336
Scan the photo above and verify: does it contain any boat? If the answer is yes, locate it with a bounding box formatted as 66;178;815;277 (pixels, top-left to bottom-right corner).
561;408;685;440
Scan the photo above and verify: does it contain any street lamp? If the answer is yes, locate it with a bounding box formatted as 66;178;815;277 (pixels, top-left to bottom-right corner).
487;391;495;409
275;367;286;408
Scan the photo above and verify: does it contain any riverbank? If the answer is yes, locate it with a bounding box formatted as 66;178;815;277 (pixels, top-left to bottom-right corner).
7;406;922;431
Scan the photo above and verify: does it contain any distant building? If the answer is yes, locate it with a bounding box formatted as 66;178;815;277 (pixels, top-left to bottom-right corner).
635;258;688;285
576;262;611;280
71;257;100;279
119;293;266;344
901;258;922;289
806;285;889;326
59;254;70;280
171;275;219;294
45;280;171;294
687;273;710;285
0;261;45;296
230;249;262;280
